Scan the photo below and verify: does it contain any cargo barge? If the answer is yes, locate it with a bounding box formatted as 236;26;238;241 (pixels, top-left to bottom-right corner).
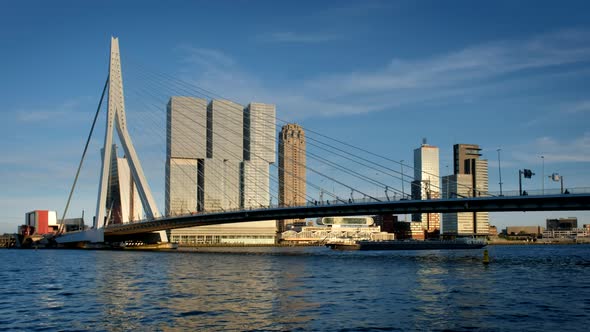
326;239;487;250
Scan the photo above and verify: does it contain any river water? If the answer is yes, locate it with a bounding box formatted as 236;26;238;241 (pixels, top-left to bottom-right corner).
0;245;589;331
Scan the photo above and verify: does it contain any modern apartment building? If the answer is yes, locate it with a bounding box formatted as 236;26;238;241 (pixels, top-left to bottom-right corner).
166;98;277;245
242;103;276;209
165;97;206;216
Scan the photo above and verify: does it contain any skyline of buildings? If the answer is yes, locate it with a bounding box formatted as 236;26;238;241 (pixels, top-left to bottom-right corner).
90;90;526;242
147;97;498;242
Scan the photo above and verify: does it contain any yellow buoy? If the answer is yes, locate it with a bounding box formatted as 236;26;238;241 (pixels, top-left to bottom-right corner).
482;249;490;265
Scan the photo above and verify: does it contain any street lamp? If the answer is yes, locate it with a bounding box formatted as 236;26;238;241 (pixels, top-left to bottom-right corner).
550;173;564;194
541;155;545;195
400;159;406;222
497;148;503;196
400;160;405;199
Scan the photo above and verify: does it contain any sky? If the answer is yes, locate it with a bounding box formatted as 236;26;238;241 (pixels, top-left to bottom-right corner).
1;0;590;233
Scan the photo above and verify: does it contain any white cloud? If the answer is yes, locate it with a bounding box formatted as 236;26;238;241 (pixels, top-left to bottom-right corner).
173;29;590;121
510;133;590;164
306;29;590;97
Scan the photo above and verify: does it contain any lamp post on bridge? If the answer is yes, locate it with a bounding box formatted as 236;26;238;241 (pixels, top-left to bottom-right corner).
497;148;503;196
550;173;564;194
541;155;545;195
400;159;406;222
400;160;405;199
445;164;449;199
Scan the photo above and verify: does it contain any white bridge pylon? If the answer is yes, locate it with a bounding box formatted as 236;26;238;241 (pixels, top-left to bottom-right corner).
93;37;166;243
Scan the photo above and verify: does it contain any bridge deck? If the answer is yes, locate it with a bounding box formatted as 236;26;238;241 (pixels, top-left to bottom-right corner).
103;194;590;236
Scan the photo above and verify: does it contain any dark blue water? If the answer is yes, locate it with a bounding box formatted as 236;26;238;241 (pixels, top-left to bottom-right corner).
0;245;589;331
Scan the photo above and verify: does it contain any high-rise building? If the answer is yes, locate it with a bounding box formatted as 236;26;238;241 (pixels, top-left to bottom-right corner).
278;123;306;232
167;98;277;245
454;144;482;175
442;143;489;237
441;173;489;235
411;140;440;232
165;97;207;216
204;100;243;210
242;103;276;209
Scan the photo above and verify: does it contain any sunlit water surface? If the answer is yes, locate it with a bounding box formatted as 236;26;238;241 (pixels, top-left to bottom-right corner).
1;245;589;331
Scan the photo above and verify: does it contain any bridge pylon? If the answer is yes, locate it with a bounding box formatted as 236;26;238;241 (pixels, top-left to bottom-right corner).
93;37;167;243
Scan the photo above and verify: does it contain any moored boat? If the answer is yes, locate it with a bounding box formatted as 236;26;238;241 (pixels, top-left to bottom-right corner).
326;238;487;250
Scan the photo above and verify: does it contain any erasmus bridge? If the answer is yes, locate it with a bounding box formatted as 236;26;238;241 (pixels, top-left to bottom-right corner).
56;37;590;245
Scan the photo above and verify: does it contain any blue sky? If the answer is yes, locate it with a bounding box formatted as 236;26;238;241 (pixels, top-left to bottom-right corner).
1;0;590;233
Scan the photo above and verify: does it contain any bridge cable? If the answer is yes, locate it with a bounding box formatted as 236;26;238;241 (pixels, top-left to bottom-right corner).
128;64;381;203
129;70;368;204
124;60;467;199
58;75;109;233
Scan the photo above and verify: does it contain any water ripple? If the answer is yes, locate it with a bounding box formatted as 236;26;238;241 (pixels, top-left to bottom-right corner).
0;245;589;331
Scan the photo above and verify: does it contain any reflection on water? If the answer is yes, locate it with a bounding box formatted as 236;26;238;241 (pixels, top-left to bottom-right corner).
0;246;589;331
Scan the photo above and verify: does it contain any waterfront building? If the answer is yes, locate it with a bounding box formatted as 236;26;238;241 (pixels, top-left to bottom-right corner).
505;226;544;236
546;217;578;230
105;144;144;224
387;220;426;240
242;103;276;209
442;145;490;237
489;225;498;237
281;216;393;244
24;210;58;235
278;123;307;232
411;140;440;232
542;227;589;240
236;102;277;241
165;96;207;216
373;214;398;233
205;100;243;210
167;98;277;245
317;216;375;227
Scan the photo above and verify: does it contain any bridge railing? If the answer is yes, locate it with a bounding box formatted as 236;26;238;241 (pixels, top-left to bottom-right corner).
486;187;590;196
105;187;590;227
165;187;590;216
